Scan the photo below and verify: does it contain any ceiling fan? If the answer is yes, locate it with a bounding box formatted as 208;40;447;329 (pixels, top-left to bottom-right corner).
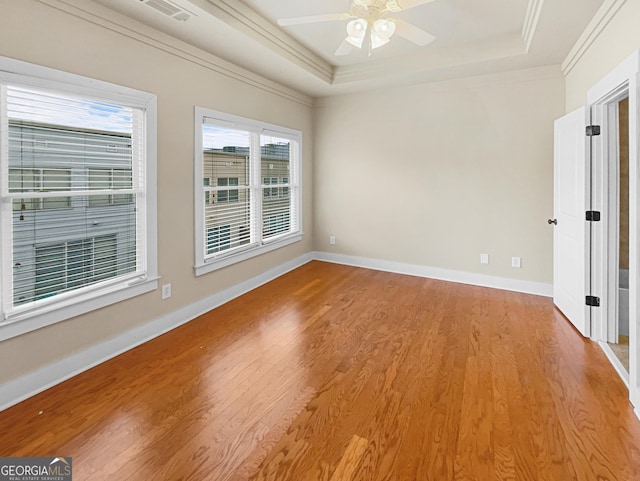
277;0;437;56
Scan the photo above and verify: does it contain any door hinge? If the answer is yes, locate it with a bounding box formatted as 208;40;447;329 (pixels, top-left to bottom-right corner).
586;296;600;307
586;210;601;221
586;125;601;136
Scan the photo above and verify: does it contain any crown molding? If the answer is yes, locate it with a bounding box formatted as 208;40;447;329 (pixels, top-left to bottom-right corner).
562;0;628;76
333;32;525;86
194;0;334;83
34;0;314;107
522;0;544;52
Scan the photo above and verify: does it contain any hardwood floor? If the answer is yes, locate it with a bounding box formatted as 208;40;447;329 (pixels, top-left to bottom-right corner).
1;261;639;480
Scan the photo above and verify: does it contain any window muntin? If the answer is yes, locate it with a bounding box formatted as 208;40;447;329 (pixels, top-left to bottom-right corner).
88;168;134;206
203;177;211;204
263;177;279;199
9;167;71;211
195;109;301;274
217;177;239;204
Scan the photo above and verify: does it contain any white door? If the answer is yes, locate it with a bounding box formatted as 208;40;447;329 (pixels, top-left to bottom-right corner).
553;107;591;337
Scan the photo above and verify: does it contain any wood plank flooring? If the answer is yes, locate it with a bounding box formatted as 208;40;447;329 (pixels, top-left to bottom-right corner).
1;261;639;480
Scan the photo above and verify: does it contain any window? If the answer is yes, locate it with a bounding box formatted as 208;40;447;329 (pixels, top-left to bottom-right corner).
263;177;280;199
88;169;134;206
217;177;239;204
194;108;302;275
0;56;157;339
203;178;211;204
10;168;71;211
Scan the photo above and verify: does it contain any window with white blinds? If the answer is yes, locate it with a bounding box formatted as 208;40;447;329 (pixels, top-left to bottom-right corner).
0;57;157;338
194;108;302;275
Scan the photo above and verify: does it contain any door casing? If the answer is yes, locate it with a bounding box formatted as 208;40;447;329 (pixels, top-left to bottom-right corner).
587;50;640;413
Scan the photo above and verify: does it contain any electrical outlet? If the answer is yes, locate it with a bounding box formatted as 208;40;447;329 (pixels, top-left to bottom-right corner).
480;253;489;264
329;236;336;245
162;283;172;299
511;257;522;268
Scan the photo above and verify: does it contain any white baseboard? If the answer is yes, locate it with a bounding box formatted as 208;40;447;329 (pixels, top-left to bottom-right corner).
314;251;553;297
0;252;314;412
1;250;554;412
631;383;640;417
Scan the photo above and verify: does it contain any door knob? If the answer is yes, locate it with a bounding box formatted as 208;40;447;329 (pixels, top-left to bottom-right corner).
547;218;557;225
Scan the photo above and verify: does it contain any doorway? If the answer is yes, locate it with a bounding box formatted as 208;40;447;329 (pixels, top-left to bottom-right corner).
608;97;630;373
585;50;639;413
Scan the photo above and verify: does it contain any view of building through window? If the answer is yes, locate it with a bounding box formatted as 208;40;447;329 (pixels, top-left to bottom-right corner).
5;86;140;307
201;124;294;257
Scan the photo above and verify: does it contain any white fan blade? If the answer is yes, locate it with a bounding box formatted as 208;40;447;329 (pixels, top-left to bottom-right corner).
398;0;437;10
335;39;354;56
393;18;435;46
278;13;350;26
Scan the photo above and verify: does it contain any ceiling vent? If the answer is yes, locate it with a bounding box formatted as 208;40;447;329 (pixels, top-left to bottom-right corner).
139;0;194;22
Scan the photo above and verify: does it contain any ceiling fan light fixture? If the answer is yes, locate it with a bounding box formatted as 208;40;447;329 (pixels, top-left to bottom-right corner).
345;18;367;48
370;33;390;49
371;18;396;49
277;0;437;57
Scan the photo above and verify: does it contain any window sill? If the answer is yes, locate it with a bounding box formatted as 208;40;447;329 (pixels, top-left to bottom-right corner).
0;277;159;342
195;233;302;277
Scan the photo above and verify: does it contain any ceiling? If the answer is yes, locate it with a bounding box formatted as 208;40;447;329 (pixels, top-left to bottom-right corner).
93;0;605;98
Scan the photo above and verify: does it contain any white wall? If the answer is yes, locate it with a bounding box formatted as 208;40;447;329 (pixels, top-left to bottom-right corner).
0;0;313;387
314;68;565;285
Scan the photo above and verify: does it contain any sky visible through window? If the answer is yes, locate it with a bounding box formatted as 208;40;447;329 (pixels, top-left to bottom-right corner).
203;124;250;150
203;123;290;152
7;86;133;133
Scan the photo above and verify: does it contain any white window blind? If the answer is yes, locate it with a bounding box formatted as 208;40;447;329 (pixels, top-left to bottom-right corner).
194;109;301;274
1;84;147;317
261;134;292;240
201;125;253;256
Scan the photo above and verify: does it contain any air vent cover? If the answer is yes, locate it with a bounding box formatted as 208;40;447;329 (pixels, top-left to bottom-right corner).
139;0;193;22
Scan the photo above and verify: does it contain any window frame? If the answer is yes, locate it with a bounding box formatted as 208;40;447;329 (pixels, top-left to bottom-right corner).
194;107;302;276
0;56;158;341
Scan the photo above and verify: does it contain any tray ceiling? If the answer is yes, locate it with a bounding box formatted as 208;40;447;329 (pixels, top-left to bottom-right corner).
93;0;605;97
